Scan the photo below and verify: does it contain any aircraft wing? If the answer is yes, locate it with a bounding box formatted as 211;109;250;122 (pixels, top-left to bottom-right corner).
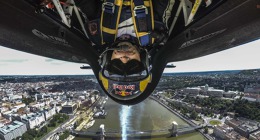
161;0;260;63
0;0;98;64
1;0;259;65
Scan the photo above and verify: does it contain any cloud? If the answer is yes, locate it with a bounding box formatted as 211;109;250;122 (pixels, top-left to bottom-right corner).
45;59;67;65
45;58;55;62
50;62;66;65
0;59;28;63
0;63;8;66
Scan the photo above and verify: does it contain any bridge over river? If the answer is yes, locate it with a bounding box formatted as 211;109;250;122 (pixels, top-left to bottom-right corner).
72;98;206;140
70;122;204;139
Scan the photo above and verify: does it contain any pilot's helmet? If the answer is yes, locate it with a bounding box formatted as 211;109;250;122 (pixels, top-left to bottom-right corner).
98;40;152;103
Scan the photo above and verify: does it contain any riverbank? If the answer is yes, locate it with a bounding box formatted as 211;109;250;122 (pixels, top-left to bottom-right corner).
149;96;196;126
74;98;206;140
149;96;212;140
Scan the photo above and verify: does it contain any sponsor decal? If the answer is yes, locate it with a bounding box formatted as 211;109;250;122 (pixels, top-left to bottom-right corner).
32;29;71;47
113;84;136;91
179;29;226;49
115;91;133;96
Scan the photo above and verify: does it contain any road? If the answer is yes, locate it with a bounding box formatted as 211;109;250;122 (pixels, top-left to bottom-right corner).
41;115;76;140
41;96;105;140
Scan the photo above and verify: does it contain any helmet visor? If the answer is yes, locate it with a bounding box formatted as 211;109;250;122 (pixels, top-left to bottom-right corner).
103;59;148;82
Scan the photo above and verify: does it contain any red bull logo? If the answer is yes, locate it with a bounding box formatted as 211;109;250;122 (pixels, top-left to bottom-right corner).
113;84;135;91
115;91;132;96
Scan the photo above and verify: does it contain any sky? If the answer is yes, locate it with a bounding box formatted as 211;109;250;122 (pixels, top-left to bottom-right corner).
0;39;259;75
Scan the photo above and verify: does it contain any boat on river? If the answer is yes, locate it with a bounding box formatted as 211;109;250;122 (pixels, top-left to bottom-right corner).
84;119;95;129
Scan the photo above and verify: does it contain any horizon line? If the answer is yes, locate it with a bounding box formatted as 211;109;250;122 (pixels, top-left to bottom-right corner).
0;68;259;76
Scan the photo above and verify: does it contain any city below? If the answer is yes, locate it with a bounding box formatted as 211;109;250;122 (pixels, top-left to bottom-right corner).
0;69;260;140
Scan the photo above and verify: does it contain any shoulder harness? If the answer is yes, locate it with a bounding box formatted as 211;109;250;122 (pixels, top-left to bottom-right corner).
100;0;155;47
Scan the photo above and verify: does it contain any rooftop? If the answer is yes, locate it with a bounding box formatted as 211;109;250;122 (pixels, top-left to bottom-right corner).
227;119;243;126
215;124;233;133
226;131;247;140
0;121;25;135
251;130;260;139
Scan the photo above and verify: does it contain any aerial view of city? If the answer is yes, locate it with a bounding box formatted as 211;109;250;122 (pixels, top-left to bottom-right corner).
0;69;260;140
0;0;260;140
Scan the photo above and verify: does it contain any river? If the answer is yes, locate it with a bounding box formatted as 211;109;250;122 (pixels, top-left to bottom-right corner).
74;98;205;140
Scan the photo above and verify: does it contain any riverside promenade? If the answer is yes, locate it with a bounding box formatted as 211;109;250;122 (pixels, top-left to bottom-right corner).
149;96;197;126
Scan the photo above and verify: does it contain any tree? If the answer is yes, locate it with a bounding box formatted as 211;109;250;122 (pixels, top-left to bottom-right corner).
204;126;208;134
27;129;38;137
209;113;214;117
22;97;34;105
190;111;198;120
41;126;48;133
180;109;185;115
59;130;70;140
22;133;34;140
48;121;56;127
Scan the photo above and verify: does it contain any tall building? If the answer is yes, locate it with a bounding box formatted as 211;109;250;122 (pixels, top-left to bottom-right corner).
0;121;27;140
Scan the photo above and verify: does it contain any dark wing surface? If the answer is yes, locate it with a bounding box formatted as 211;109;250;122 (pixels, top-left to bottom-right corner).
160;0;260;62
0;0;98;64
136;0;260;105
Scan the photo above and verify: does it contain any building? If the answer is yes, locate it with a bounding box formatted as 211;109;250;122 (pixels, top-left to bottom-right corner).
249;130;260;140
35;93;53;101
207;89;224;98
214;124;234;139
183;87;201;97
225;130;248;140
242;93;260;102
0;117;12;127
35;94;44;101
225;119;243;130
29;102;46;108
223;91;238;98
7;94;23;101
0;121;27;140
182;85;224;98
244;84;260;94
13;112;45;129
11;103;26;113
214;124;247;140
236;120;259;138
43;107;56;120
0;106;9;113
226;118;260;138
61;103;77;114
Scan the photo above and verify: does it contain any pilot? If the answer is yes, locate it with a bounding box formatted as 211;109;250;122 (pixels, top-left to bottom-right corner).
84;0;170;104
